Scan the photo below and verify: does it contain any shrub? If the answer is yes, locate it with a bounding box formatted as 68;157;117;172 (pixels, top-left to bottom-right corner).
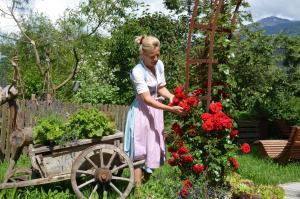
33;112;65;145
167;86;250;198
64;108;116;141
33;108;115;145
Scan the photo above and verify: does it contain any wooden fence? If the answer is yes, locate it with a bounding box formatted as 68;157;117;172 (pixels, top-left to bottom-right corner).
0;100;129;160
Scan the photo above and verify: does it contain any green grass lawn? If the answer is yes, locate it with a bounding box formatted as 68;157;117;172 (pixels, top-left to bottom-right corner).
237;145;300;185
0;145;299;198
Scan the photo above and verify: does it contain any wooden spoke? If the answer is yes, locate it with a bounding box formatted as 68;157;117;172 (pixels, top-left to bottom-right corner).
99;149;104;168
111;163;128;173
88;184;99;199
112;176;130;182
77;170;94;176
106;151;117;168
78;178;95;189
109;182;122;196
85;156;98;169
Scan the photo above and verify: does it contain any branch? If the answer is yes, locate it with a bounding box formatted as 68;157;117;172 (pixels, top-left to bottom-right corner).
54;47;79;90
9;0;44;75
0;7;12;16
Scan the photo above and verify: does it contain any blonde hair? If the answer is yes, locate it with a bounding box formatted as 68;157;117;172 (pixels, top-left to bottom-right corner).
135;35;160;55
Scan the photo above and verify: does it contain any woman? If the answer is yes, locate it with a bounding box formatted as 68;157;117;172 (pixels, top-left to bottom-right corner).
124;35;184;186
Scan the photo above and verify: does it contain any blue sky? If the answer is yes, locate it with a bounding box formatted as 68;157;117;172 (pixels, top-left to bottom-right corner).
1;0;300;33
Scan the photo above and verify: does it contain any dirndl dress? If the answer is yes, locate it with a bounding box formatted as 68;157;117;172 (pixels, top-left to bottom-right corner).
124;60;166;169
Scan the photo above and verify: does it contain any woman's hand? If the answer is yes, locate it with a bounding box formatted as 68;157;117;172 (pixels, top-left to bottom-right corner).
171;106;186;116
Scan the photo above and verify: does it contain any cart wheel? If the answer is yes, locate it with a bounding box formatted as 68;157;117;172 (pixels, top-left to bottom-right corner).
7;168;32;182
71;144;134;199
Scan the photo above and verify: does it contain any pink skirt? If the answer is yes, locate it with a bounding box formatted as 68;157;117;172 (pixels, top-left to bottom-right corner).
126;96;165;168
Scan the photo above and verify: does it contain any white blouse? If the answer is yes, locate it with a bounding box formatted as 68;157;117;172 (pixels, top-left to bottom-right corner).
131;60;166;96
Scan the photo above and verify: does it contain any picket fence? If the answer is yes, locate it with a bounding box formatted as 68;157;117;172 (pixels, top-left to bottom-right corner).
0;100;129;160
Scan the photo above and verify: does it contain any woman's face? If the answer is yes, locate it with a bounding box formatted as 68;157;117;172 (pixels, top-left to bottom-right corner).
142;47;160;69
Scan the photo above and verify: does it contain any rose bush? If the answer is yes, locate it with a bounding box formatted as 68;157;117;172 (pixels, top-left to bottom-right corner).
167;85;250;198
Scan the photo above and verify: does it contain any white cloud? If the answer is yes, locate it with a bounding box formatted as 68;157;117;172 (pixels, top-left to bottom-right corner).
247;0;300;21
0;0;81;33
137;0;172;15
33;0;81;21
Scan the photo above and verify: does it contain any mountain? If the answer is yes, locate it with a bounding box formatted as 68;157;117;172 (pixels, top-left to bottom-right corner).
253;16;300;35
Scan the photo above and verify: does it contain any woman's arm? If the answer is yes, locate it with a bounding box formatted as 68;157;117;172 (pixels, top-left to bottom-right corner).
158;86;174;102
139;91;183;115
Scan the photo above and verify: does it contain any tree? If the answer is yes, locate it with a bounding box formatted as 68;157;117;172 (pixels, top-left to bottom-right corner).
0;0;137;101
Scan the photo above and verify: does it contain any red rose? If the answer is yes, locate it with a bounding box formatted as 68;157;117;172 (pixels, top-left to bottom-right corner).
172;122;183;136
177;147;188;155
172;152;179;160
174;86;184;94
180;188;189;198
241;143;251;154
213;118;223;131
201;113;212;121
192;164;204;174
183;179;192;188
193;88;202;96
229;157;239;170
221;118;233;129
179;141;184;147
172;97;180;105
209;102;223;113
203;119;214;132
187;96;199;107
183;155;193;163
175;92;186;100
179;100;191;112
230;130;238;138
168;158;177;166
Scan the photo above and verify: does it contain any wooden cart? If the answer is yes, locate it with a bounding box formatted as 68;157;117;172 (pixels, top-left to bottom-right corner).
0;129;144;199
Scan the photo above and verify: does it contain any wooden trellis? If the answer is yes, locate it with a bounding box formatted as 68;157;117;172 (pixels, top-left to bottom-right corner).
185;0;242;110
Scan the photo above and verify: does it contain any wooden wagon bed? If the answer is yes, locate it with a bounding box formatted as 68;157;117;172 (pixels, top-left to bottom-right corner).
254;126;300;163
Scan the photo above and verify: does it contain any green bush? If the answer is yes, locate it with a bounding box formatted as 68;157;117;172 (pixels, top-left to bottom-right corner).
64;108;116;140
33;108;116;145
33;113;65;145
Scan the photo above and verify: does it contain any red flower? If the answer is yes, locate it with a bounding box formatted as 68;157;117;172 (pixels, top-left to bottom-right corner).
192;164;204;174
203;119;214;132
241;143;251;154
213;118;223;131
172;122;183;136
187;96;199;107
177;147;188;155
193;88;203;96
180;188;189;198
209;102;223;113
221;117;233;129
183;179;191;188
183;155;193;163
168;158;177;166
179;100;191;112
172;97;180;105
201;113;212;121
229;157;239;170
174;86;184;95
179;141;184;147
230;130;238;138
172;152;179;160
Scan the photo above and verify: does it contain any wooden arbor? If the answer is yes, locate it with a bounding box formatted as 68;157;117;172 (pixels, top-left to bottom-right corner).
185;0;242;110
